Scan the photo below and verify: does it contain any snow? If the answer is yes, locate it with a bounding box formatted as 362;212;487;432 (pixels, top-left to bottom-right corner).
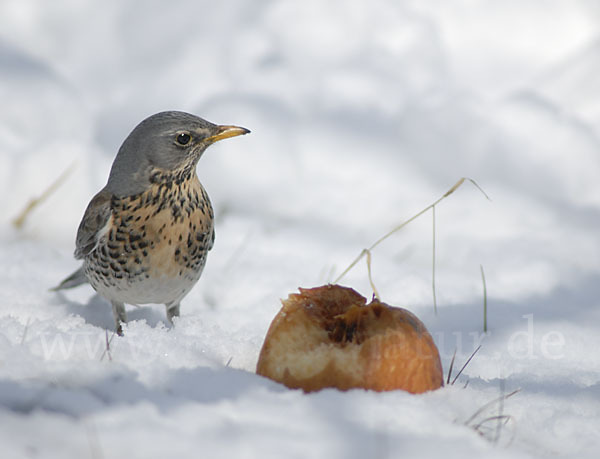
1;0;600;457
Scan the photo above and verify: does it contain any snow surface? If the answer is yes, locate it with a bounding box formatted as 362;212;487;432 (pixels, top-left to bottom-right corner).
1;1;600;457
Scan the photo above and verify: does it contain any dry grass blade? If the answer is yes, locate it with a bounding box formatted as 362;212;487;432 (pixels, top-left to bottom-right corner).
466;382;519;446
446;348;457;385
333;177;490;301
432;205;437;314
20;318;31;345
473;414;512;430
481;264;488;333
472;415;514;439
494;379;506;444
464;389;520;426
100;330;115;362
12;162;76;229
364;249;381;300
451;344;481;385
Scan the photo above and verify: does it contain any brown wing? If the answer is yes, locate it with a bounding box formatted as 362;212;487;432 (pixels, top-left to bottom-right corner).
74;190;112;260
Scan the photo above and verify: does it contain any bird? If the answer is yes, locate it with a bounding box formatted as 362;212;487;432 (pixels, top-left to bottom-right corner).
53;111;250;334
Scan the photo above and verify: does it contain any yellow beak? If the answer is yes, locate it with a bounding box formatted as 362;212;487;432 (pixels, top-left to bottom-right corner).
206;125;251;144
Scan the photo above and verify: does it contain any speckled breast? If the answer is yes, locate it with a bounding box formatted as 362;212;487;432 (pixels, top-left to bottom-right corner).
84;173;214;305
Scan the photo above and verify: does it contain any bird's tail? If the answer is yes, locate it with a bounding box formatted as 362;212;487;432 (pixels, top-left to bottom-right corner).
50;266;88;291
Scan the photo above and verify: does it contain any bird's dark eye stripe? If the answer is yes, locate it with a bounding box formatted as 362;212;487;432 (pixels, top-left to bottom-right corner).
176;133;192;146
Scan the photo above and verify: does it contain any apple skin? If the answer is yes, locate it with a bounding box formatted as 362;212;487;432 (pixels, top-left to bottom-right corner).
256;284;444;394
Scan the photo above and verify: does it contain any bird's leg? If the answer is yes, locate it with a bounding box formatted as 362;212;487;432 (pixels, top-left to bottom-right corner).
111;301;127;336
165;302;180;326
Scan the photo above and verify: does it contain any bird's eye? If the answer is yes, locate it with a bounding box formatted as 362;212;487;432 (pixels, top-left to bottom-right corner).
175;132;192;146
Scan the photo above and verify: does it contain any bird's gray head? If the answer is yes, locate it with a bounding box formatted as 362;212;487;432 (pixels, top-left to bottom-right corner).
106;111;249;197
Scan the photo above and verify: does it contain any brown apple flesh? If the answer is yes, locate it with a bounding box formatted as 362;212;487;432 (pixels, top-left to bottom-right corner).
256;284;444;394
